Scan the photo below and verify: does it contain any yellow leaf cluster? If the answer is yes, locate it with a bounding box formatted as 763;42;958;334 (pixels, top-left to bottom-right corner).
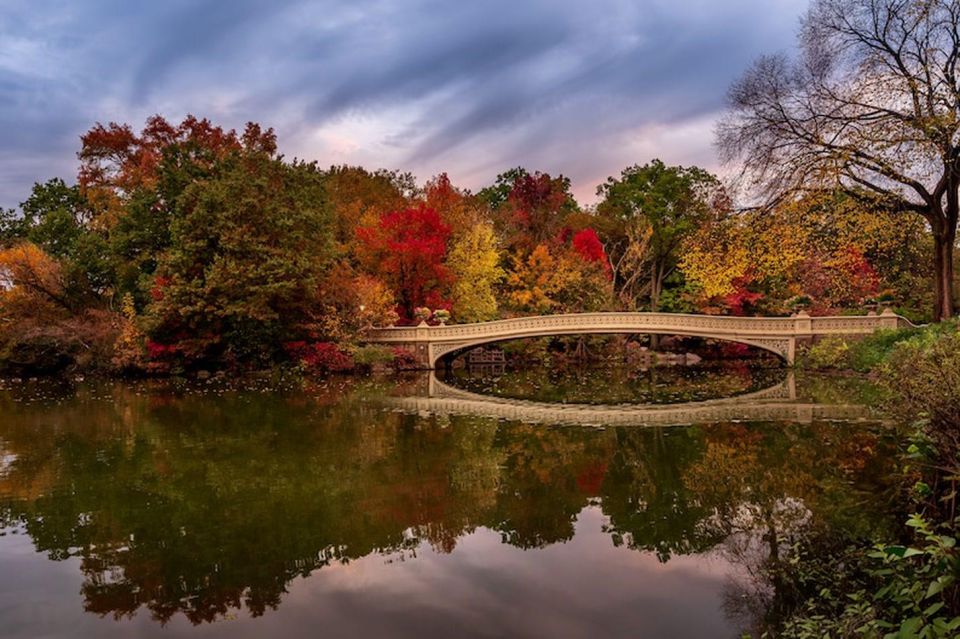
448;222;504;322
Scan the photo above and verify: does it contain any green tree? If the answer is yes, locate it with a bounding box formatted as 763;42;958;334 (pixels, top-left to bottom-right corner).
147;152;335;367
14;178;112;297
597;160;723;312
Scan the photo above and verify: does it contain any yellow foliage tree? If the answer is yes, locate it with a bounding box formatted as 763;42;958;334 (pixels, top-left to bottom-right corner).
448;222;504;323
679;192;929;315
506;244;613;314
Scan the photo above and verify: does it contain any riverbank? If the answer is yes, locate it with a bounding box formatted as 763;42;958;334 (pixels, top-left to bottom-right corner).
768;321;960;638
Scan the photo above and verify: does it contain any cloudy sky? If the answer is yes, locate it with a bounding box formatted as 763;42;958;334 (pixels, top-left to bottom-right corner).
1;0;807;207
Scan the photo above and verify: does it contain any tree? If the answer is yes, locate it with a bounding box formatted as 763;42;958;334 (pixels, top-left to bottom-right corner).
597;160;723;311
680;192;924;315
0;243;118;373
423;173;484;231
0;243;72;313
322;166;414;252
146;152;335;367
77;116;277;305
78;115;266;228
718;0;960;320
16;178;112;295
355;205;453;321
447;222;504;322
482;169;580;252
506;240;613;314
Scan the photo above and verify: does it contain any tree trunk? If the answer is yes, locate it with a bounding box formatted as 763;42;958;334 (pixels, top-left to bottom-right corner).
932;224;957;321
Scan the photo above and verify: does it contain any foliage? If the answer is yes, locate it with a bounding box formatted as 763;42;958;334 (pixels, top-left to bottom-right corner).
356;205;453;321
0;244;120;373
488;169;579;252
447;221;504;322
111;293;147;372
348;344;395;369
597;159;723;311
506;241;613;314
322;165;413;250
283;341;355;373
146;151;334;368
680;193;921;316
883;323;960;430
773;517;960;639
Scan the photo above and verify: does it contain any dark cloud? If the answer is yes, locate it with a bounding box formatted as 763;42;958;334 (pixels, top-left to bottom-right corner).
0;0;807;207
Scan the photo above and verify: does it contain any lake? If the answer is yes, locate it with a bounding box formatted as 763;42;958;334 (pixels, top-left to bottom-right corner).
0;365;900;638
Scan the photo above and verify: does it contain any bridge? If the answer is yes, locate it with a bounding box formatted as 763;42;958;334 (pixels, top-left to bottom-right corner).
363;309;911;368
378;373;877;427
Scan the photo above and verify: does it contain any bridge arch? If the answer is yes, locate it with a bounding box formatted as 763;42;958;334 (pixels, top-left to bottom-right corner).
430;331;788;367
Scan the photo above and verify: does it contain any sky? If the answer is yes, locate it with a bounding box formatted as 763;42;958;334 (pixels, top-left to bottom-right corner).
0;0;808;208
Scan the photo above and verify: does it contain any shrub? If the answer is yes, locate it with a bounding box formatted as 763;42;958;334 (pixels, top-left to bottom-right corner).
777;516;960;639
390;347;420;371
802;336;851;369
883;324;960;430
283;341;354;374
349;344;395;369
801;327;921;373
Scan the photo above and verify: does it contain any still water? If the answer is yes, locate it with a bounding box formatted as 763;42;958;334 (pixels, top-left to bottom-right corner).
0;366;899;638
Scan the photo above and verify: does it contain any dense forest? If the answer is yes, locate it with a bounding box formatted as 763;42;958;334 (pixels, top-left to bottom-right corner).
0;115;939;376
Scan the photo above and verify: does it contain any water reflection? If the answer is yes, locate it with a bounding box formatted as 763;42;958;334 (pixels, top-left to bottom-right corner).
384;369;876;427
443;363;787;404
0;374;898;637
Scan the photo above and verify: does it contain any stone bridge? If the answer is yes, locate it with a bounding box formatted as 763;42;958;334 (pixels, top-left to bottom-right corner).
363;310;911;367
378;373;876;427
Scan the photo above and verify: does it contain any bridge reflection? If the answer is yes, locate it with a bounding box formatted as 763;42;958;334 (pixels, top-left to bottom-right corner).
384;372;874;427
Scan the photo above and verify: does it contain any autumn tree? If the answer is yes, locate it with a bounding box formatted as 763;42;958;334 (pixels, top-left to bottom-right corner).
597;160;723;311
506;236;613;315
718;0;960;320
78;116;277;304
355;205;453;321
322;166;415;252
447;222;504;322
423;173;485;231
482;169;580;252
146;151;334;367
0;243;117;373
78;115;265;227
680;192;926;315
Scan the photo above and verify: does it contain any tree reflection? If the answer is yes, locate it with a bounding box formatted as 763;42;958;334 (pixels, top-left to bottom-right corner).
0;380;897;627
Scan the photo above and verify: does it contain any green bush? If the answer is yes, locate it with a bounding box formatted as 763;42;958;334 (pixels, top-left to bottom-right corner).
803;335;852;369
801;327;921;373
349;344;395;368
778;516;960;639
883;324;960;429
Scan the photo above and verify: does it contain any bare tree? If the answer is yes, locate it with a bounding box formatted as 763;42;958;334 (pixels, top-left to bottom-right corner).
718;0;960;320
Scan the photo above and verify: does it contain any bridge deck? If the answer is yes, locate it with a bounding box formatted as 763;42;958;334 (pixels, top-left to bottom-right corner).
364;310;910;368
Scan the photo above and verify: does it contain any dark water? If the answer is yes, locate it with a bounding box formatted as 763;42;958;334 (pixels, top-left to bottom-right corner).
0;368;899;638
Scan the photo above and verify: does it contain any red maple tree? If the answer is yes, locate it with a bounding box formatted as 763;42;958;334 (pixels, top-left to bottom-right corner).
356;205;454;322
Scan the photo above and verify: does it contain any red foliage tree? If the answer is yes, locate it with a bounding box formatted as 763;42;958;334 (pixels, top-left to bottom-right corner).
502;172;576;251
571;228;607;264
355;205;454;322
77;114;276;224
722;272;764;316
